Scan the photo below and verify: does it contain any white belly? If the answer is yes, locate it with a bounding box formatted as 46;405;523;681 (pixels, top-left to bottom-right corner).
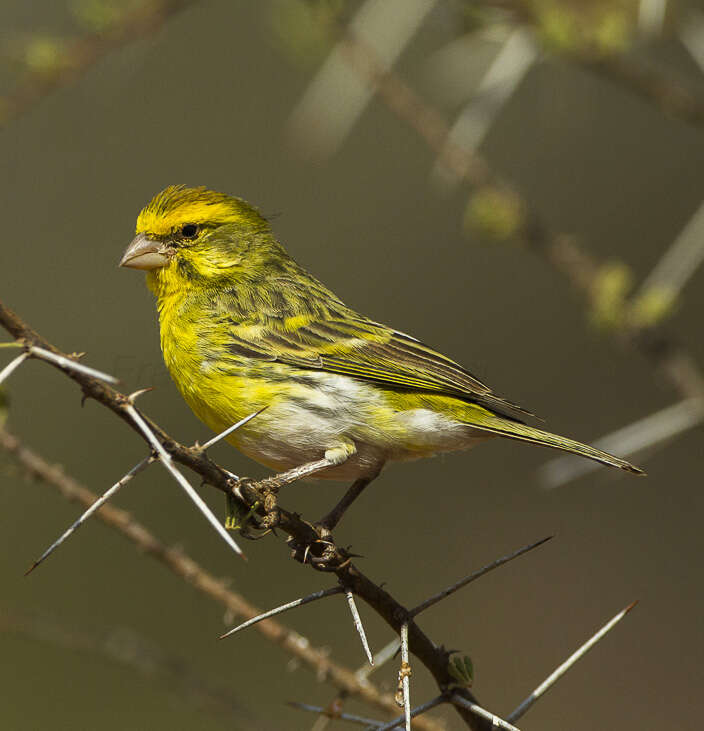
223;371;485;480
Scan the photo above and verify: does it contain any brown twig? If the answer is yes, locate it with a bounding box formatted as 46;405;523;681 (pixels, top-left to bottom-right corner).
0;606;250;723
570;51;704;129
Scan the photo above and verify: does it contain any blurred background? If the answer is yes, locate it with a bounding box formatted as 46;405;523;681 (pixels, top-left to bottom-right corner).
1;1;703;729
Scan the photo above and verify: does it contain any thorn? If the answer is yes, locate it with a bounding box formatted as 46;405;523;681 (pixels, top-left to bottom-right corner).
356;637;400;679
624;599;639;614
453;695;522;731
124;402;246;559
198;407;268;451
345;590;373;666
410;536;554;617
507;600;639;723
127;386;154;404
24;456;153;575
0;352;29;386
220;586;343;639
28;346;119;385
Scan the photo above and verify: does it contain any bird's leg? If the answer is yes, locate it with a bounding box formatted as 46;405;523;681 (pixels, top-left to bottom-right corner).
257;441;357;494
316;442;372;530
241;441;358;534
318;475;377;531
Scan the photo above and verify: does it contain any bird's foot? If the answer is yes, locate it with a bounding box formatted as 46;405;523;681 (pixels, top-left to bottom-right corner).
316;476;374;532
224;478;274;539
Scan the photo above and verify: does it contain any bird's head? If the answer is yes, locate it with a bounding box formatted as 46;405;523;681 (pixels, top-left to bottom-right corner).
120;185;277;297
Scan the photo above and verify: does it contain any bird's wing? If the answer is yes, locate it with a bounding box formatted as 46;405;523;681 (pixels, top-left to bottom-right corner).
224;315;533;421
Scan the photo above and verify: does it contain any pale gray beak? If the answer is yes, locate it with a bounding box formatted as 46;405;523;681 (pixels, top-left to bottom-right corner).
120;233;169;270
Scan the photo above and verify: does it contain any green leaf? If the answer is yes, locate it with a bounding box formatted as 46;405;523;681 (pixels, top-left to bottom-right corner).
448;653;474;687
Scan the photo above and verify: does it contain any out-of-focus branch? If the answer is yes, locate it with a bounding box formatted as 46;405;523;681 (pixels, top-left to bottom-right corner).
335;31;704;416
287;0;439;159
0;0;199;129
0;423;440;730
338;33;490;186
428;28;539;191
569;50;704;129
632;200;704;323
306;637;403;730
289;701;383;728
543;235;704;406
540;397;704;489
638;0;668;38
0;606;252;725
471;0;704;130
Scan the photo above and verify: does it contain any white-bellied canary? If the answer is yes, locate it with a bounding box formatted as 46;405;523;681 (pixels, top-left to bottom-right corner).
120;186;642;525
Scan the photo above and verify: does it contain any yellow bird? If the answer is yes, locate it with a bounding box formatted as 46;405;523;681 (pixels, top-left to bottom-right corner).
120;186;642;527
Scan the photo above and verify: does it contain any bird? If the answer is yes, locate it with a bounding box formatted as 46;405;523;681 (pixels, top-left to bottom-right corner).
120;185;642;528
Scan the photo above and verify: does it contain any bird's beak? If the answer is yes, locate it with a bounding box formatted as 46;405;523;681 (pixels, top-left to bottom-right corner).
119;233;169;270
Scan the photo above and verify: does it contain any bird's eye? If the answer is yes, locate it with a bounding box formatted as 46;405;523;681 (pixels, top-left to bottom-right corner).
180;223;199;239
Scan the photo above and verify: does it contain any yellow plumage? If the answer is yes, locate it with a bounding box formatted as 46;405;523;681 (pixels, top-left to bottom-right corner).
120;185;642;506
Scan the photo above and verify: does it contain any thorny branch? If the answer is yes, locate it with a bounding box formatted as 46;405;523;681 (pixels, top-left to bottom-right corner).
0;300;490;729
0;421;442;731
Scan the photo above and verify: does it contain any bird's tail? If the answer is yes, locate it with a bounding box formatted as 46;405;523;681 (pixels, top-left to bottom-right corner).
467;410;644;474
